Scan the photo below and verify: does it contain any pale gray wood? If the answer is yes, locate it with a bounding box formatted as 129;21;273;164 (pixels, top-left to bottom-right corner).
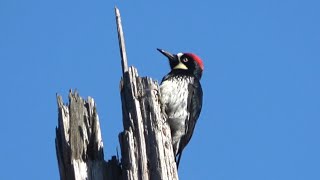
119;67;179;180
55;91;121;180
115;7;178;180
115;7;128;74
139;77;179;180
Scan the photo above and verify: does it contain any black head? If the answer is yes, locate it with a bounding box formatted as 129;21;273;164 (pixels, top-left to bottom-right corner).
157;48;204;79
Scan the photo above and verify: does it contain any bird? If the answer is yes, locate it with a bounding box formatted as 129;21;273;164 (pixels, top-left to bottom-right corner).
157;48;204;168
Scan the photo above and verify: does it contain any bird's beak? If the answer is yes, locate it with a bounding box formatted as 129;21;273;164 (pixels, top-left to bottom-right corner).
157;48;176;62
157;48;188;70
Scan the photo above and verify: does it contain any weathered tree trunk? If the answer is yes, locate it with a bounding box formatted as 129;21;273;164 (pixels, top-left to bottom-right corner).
119;67;178;180
55;91;121;180
55;7;178;180
116;6;178;179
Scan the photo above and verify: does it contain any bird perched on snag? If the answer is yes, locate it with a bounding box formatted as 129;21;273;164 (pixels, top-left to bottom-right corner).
157;48;203;168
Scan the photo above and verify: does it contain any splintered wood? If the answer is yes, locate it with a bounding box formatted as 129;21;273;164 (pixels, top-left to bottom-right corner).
119;67;178;180
55;91;121;180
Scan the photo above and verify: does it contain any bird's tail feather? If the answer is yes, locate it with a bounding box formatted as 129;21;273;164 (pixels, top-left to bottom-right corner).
176;152;183;169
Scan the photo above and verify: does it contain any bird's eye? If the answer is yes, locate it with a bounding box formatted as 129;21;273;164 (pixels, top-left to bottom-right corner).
182;58;189;63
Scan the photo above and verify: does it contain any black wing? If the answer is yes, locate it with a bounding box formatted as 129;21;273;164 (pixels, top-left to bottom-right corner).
176;78;203;167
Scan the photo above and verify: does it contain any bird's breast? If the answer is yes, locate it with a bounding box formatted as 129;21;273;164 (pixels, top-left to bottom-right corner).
160;76;193;129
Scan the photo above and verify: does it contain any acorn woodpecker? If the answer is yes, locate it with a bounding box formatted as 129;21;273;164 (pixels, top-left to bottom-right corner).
157;48;203;168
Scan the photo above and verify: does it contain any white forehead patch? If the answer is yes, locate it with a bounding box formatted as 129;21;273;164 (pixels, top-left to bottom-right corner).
177;53;183;61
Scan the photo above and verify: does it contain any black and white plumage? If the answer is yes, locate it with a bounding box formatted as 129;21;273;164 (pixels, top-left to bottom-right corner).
157;48;204;168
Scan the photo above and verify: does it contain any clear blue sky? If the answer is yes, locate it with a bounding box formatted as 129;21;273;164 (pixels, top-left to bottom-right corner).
1;0;319;179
